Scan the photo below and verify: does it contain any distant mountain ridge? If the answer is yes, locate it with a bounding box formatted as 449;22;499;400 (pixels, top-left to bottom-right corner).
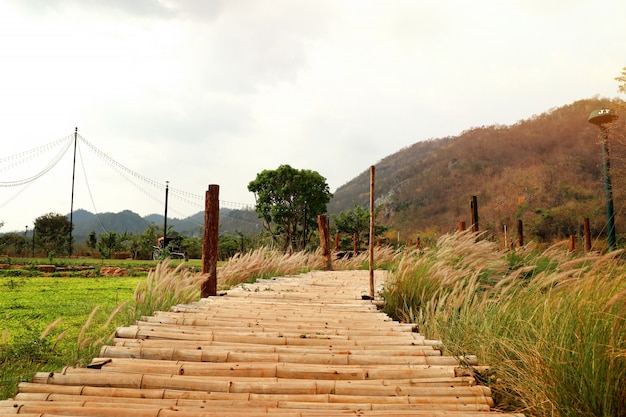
67;208;262;242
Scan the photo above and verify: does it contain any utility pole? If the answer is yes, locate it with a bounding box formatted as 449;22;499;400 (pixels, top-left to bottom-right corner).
69;127;78;257
163;181;169;247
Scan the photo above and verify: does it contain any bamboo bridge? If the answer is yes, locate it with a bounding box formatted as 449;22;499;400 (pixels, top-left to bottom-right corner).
0;270;524;416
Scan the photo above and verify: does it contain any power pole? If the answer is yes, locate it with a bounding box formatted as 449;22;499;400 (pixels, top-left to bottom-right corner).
69;127;78;257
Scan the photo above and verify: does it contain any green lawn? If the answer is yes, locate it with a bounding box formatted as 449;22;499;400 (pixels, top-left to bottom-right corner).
0;275;144;399
1;276;142;343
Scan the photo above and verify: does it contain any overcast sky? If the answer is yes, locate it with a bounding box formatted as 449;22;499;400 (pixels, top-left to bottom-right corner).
1;0;624;233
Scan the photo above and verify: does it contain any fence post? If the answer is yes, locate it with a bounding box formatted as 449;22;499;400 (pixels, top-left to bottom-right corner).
458;221;466;232
369;165;375;299
318;214;332;271
470;196;479;232
569;235;575;252
201;184;219;298
517;219;524;248
584;218;591;252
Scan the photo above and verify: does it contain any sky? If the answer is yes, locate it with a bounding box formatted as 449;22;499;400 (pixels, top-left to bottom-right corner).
1;0;625;233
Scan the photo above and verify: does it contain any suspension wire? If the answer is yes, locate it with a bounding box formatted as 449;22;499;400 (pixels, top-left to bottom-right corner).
76;139;109;235
78;133;254;213
81;138;165;207
0;181;34;209
0;132;255;223
0;136;73;187
0;135;72;170
78;134;164;191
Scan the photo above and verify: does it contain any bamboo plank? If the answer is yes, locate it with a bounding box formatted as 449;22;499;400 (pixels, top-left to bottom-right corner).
109;339;443;355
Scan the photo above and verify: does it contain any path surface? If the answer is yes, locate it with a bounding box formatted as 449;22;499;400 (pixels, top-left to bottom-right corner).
0;270;524;416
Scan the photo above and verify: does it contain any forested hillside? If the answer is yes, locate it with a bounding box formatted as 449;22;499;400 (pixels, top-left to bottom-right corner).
328;97;626;246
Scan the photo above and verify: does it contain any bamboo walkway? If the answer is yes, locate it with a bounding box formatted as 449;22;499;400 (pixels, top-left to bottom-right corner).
0;270;524;417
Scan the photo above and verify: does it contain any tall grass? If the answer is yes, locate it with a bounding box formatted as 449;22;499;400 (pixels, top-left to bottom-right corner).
382;231;626;417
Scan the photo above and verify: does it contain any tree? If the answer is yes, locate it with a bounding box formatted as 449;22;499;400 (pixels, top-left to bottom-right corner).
34;213;72;257
332;204;388;252
87;231;97;250
248;164;333;252
616;66;626;94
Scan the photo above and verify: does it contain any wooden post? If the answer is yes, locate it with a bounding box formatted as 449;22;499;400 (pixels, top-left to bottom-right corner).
201;184;219;298
470;196;479;232
569;235;575;252
458;221;466;232
334;233;339;252
317;214;332;271
416;236;421;251
368;165;375;299
353;232;359;255
584;218;591;252
517;219;524;248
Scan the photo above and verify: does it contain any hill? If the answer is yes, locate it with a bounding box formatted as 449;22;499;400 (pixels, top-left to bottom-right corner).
328;97;626;244
69;208;262;243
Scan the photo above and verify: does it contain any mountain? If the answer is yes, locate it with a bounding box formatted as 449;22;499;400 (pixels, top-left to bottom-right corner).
71;209;150;239
328;97;626;243
69;208;263;242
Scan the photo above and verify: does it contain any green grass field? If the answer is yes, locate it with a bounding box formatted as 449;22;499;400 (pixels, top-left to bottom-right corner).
1;276;142;343
0;257;209;399
1;275;143;398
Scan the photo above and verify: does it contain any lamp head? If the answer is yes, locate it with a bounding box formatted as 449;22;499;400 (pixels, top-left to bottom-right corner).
588;108;617;126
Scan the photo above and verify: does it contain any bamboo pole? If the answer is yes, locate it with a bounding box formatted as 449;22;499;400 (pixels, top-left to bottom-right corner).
368;165;375;299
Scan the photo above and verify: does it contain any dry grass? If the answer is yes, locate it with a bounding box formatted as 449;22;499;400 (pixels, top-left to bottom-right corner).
382;231;626;417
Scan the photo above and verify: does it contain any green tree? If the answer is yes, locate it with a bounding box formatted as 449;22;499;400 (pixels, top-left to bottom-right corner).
87;231;98;250
248;165;333;252
331;204;388;251
34;213;72;258
138;223;162;260
97;232;121;259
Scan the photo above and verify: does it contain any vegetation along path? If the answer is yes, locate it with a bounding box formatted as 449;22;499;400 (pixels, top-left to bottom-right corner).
0;270;524;416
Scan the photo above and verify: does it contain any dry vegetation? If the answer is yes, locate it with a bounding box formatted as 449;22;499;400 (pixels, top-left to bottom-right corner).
329;97;626;246
382;231;626;417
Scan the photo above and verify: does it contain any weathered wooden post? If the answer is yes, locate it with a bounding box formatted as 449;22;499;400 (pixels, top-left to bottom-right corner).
318;214;332;271
517;219;524;248
369;165;375;299
584;218;591;252
334;233;339;252
353;232;359;255
458;221;466;232
569;235;575;252
201;184;219;298
470;196;479;232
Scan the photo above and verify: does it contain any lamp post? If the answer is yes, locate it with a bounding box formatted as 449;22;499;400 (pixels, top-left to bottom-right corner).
588;108;618;251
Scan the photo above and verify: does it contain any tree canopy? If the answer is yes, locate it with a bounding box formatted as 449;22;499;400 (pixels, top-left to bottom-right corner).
248;164;332;252
332;203;388;251
34;212;72;257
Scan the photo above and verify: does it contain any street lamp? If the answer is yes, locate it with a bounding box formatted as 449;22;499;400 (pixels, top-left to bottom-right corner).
588;108;618;251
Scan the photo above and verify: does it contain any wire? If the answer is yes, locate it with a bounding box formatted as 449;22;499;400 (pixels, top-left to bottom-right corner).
0;136;73;187
76;140;109;235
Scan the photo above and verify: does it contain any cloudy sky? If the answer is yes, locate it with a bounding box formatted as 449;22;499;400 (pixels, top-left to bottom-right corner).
1;0;624;233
